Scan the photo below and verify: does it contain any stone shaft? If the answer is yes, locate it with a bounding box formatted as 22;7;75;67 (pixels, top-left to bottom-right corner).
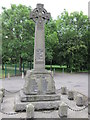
34;22;45;70
30;4;51;70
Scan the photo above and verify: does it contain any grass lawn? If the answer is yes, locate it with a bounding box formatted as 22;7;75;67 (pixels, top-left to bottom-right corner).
45;65;67;69
0;68;21;78
0;65;66;78
0;64;87;78
0;69;2;78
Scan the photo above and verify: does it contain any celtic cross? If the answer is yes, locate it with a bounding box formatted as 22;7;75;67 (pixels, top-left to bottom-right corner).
30;4;51;24
30;4;51;70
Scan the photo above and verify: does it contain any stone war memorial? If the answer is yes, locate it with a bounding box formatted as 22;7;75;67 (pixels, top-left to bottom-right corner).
0;3;88;119
14;3;60;111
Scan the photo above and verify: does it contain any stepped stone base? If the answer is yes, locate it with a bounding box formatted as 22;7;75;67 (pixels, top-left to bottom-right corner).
14;69;61;112
14;95;61;112
20;90;60;102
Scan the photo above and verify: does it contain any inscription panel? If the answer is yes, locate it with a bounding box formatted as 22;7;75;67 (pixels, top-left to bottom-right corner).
36;49;44;62
29;73;52;94
42;78;48;93
31;79;38;92
24;71;55;95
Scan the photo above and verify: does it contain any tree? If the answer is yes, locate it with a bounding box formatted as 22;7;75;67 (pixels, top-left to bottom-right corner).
0;15;2;65
45;19;59;65
2;4;35;71
2;6;89;72
56;10;88;72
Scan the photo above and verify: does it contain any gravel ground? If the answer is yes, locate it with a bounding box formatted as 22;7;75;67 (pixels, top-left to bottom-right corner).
0;72;88;96
0;72;88;119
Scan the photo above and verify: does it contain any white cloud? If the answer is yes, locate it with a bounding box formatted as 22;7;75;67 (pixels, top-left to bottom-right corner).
0;0;89;19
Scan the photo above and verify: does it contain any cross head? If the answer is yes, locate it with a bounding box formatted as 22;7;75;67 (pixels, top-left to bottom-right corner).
30;4;51;23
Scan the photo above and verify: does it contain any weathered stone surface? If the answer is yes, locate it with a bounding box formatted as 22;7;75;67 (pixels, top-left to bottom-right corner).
88;101;90;114
23;4;56;96
23;70;55;95
0;98;1;110
14;96;60;112
20;90;60;102
61;87;67;95
68;90;74;100
0;91;3;103
0;88;5;97
14;4;60;112
76;94;84;106
58;102;68;117
30;3;50;70
26;103;34;118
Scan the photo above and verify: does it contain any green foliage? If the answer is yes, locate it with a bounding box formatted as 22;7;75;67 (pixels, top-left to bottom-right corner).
2;4;35;71
0;14;2;63
1;5;89;72
56;10;89;72
45;19;59;64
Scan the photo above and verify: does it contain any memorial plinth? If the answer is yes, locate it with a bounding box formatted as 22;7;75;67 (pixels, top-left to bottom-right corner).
14;4;60;112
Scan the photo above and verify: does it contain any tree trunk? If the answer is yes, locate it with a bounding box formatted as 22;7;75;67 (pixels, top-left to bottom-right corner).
19;56;22;72
2;63;4;70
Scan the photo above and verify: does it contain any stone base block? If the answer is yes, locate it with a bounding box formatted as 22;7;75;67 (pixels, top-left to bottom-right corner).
23;69;56;95
14;95;60;112
20;90;60;102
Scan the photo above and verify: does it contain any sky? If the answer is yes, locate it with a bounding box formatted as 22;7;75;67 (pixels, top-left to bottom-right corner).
0;0;89;19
